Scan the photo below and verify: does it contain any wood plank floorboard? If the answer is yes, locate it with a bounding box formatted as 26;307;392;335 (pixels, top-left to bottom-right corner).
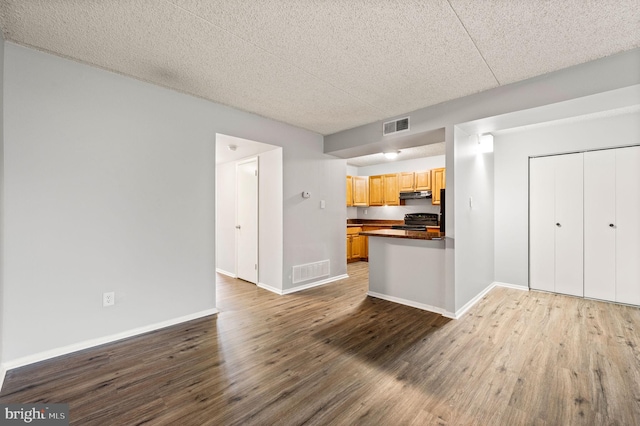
1;262;640;425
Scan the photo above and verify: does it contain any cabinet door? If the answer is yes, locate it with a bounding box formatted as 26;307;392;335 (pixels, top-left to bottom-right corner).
369;175;384;206
346;176;353;207
399;172;415;192
584;150;616;301
352;176;369;206
346;235;353;260
616;146;640;305
554;153;584;297
383;174;399;206
415;171;431;190
530;156;556;293
352;235;362;258
431;168;446;205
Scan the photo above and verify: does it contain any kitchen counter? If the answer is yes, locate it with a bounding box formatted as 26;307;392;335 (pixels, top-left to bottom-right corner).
360;229;444;240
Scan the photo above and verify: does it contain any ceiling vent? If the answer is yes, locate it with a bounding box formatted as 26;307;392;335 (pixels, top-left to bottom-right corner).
383;117;410;136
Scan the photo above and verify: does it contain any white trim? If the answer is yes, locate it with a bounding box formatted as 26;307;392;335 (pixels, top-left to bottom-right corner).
257;282;282;295
494;281;529;291
216;268;237;278
367;291;454;317
283;274;349;295
0;365;6;392
2;308;219;371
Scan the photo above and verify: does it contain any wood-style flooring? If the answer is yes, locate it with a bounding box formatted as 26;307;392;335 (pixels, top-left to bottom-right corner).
1;262;640;425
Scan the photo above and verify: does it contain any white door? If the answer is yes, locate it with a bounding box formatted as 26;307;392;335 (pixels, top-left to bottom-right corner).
236;158;258;284
554;153;584;297
615;146;640;305
530;156;556;293
584;150;616;301
530;154;583;296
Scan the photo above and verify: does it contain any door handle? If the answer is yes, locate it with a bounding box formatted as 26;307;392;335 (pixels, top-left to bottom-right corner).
609;224;615;228
235;225;241;229
556;223;561;227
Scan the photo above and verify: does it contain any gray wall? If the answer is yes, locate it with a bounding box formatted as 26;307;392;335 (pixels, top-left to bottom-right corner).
453;127;495;310
0;30;5;378
494;111;640;287
2;43;345;363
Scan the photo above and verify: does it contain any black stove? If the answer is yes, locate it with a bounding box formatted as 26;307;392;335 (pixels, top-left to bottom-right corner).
391;213;439;231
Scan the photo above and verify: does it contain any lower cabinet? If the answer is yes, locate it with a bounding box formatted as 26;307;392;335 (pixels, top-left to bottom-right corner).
347;227;365;263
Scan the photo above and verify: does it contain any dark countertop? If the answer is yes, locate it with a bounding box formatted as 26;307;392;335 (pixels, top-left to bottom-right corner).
359;229;445;240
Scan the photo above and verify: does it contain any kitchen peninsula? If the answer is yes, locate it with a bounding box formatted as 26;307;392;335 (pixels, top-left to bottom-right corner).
359;228;448;316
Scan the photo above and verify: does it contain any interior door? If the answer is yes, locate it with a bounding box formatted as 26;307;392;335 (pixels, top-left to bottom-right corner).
554;153;583;297
236;158;258;284
530;156;556;292
584;150;616;301
615;146;640;305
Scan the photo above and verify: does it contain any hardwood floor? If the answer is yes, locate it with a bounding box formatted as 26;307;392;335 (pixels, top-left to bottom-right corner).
2;262;640;425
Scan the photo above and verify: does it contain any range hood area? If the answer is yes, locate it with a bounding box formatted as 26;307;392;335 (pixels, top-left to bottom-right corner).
399;190;432;200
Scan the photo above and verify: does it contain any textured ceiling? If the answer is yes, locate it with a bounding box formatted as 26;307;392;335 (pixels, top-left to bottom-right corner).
0;1;638;135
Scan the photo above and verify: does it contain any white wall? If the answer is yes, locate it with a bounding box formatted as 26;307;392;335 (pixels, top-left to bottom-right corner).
2;43;344;363
215;161;236;276
453;127;495;311
258;149;283;290
494;111;640;287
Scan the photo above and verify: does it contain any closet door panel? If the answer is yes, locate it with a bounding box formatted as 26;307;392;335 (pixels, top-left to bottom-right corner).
554;153;584;297
584;150;616;301
615;146;640;305
529;156;556;292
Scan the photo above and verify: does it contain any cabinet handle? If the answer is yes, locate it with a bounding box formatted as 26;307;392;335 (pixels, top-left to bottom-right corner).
609;224;615;228
556;223;561;227
235;225;241;229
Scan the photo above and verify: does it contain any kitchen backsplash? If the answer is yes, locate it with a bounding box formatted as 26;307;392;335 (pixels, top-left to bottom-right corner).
355;200;440;220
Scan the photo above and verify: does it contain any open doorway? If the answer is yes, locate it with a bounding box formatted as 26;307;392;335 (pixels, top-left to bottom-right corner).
215;134;283;291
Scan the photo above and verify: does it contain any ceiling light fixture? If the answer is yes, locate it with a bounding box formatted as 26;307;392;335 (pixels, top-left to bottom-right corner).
477;134;494;154
383;151;400;160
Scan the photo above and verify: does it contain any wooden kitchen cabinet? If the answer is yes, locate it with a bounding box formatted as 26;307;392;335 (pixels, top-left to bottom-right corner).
346;176;353;206
399;172;415;192
415;170;431;190
369;175;384;206
347;226;364;262
383;173;400;206
431;168;446;205
352;176;369;206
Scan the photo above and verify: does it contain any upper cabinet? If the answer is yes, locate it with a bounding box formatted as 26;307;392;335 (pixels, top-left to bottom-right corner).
369;174;399;206
346;176;353;206
369;175;384;206
399;172;415;192
352;176;369;206
431;168;446;205
415;171;431;191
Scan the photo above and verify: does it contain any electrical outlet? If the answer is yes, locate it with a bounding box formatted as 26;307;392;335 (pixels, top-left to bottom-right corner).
103;292;115;307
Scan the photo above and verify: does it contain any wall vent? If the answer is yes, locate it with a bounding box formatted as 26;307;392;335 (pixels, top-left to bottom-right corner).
383;117;410;136
292;260;330;284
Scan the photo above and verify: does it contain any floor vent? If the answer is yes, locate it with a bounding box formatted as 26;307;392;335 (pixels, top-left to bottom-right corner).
383;116;410;135
292;260;330;284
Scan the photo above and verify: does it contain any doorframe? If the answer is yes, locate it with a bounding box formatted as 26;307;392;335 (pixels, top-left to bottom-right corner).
235;157;259;284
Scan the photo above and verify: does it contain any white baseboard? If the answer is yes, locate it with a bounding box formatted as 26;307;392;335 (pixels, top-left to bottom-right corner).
494;281;529;291
1;308;219;372
0;365;6;393
257;282;282;295
216;268;237;278
367;291;453;317
283;274;349;295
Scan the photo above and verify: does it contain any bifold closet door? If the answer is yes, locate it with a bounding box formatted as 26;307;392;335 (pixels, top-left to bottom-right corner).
530;154;583;296
616;146;640;305
584;150;616;301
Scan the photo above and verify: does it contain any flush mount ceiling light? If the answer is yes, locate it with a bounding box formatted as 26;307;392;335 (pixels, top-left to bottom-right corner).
383;151;400;160
228;144;237;151
477;133;494;154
